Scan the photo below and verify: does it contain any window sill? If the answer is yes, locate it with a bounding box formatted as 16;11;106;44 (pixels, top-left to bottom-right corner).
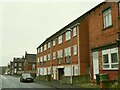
102;25;113;31
102;68;119;70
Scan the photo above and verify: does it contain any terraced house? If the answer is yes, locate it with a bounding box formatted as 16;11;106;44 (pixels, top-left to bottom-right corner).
37;1;120;84
89;1;120;82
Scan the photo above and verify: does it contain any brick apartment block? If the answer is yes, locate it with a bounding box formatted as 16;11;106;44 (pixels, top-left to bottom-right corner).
37;1;120;83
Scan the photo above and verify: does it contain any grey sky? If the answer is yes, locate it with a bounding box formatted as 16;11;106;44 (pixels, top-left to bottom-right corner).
0;0;104;66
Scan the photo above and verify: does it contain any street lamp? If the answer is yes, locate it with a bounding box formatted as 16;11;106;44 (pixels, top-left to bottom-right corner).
66;28;73;85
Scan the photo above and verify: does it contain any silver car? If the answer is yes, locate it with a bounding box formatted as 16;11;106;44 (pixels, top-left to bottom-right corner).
20;73;34;82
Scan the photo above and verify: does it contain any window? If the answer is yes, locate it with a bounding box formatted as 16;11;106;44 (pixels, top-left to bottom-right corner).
102;48;119;69
32;64;35;70
73;45;77;55
64;47;71;56
57;50;63;58
119;2;120;16
103;8;112;28
40;57;43;65
53;39;56;46
48;67;51;75
43;55;47;65
40;46;43;52
37;58;40;62
15;63;17;67
58;35;62;44
48;42;50;48
74;66;78;76
48;54;50;61
19;68;22;71
73;27;77;37
37;48;40;53
19;63;22;67
44;55;47;61
65;31;71;41
40;57;43;62
53;52;56;60
44;44;47;51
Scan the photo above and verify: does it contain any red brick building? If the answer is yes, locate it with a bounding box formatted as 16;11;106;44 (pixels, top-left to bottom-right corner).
36;1;120;84
24;51;37;75
37;14;89;83
89;2;120;82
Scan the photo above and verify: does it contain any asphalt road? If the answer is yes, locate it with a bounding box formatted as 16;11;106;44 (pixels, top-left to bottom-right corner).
1;75;52;89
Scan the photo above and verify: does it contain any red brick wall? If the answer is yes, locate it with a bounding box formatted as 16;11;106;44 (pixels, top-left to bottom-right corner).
89;2;119;81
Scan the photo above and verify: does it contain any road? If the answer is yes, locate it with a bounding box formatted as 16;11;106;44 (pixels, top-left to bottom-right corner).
0;75;53;89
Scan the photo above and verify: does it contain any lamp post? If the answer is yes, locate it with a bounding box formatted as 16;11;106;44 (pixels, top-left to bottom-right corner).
66;28;73;85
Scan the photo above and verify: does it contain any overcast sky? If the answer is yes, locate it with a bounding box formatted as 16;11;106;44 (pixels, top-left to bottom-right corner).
0;0;104;66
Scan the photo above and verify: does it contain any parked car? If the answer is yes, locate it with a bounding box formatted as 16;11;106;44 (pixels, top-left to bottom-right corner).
20;73;34;82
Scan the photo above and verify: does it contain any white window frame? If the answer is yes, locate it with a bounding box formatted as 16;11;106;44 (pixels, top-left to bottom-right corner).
40;46;43;52
48;67;51;75
73;27;77;37
48;42;50;49
73;45;77;55
65;31;71;41
74;66;78;76
44;55;47;61
15;63;17;67
48;54;50;61
40;57;43;62
102;48;119;70
58;35;62;44
19;63;22;67
53;52;56;60
44;44;47;51
103;8;112;28
53;39;56;46
64;47;71;56
57;50;63;58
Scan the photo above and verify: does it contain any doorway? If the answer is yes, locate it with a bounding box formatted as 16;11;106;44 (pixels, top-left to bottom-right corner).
58;68;64;80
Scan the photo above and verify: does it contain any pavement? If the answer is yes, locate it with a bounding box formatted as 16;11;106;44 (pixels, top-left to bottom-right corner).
34;78;81;89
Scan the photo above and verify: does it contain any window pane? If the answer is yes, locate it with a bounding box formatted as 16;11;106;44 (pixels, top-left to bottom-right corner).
119;2;120;16
103;54;109;63
103;65;109;68
103;8;112;28
73;27;77;37
111;53;118;63
111;64;118;68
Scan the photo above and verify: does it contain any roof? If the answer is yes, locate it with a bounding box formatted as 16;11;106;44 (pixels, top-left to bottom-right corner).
37;1;105;49
25;54;37;63
13;57;24;63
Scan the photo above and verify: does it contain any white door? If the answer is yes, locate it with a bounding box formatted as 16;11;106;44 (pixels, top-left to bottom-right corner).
92;51;99;79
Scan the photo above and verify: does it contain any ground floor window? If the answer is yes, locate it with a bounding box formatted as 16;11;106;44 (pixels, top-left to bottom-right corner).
102;47;119;70
74;66;78;76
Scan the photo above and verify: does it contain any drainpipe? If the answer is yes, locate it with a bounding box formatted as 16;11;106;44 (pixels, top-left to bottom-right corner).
77;23;80;75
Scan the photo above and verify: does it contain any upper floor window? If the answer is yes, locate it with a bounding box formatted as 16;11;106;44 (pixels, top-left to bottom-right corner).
53;39;56;46
53;52;56;60
57;50;63;58
48;42;50;49
15;63;17;67
44;44;47;51
58;35;62;44
48;54;50;61
102;48;119;70
40;57;43;62
73;45;77;55
37;58;40;62
37;48;40;53
65;31;71;41
19;63;22;67
40;46;43;52
44;55;47;61
103;8;112;28
64;47;71;56
73;27;77;37
119;2;120;16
